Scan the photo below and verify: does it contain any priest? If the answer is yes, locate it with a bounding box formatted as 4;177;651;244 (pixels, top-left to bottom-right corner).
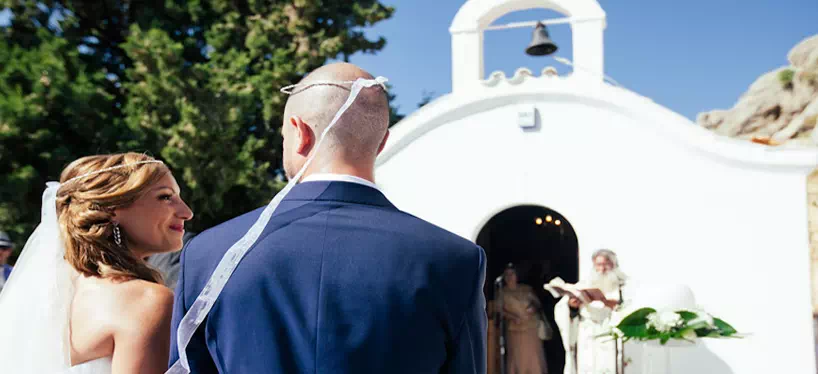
554;249;627;374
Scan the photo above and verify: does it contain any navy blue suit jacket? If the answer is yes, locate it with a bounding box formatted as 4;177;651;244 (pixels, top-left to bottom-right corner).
2;264;11;280
169;181;487;373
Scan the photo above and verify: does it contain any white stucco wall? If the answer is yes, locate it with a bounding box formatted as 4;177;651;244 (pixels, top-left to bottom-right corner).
375;72;818;373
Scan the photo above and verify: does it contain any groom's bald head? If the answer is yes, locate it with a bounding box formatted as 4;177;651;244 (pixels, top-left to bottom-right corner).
282;63;389;170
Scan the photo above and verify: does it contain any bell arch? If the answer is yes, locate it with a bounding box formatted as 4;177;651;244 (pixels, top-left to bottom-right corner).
449;0;606;92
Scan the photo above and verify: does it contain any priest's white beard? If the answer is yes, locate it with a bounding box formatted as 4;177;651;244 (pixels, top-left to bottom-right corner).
588;269;623;295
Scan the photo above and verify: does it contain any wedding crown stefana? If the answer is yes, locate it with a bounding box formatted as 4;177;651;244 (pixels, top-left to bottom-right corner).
167;76;389;374
279;77;387;95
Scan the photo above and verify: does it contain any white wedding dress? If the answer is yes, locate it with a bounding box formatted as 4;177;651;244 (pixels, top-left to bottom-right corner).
64;291;114;374
67;357;113;374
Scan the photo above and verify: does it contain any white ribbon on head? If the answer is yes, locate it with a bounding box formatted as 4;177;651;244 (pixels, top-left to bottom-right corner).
167;76;388;374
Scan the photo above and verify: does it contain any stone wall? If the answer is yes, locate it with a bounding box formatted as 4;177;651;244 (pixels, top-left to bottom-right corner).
810;170;818;315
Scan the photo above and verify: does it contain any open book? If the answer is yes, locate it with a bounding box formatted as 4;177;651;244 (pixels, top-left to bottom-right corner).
543;277;608;304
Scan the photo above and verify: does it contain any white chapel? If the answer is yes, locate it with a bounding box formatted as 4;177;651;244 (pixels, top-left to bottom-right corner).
374;0;818;373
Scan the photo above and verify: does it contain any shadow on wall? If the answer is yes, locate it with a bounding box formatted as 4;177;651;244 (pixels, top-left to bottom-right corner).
624;341;733;374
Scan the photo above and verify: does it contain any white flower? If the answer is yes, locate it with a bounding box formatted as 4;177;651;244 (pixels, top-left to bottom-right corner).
660;311;683;325
696;311;715;327
684;309;715;328
682;328;698;341
647;311;683;332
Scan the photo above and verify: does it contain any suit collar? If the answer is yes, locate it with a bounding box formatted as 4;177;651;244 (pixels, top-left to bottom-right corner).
283;181;396;209
301;173;379;191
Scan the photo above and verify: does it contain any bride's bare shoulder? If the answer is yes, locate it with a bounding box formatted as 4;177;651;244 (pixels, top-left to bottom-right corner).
82;278;173;333
72;276;173;354
110;280;173;326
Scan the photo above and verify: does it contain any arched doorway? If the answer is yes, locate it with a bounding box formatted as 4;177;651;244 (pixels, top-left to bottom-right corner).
477;205;578;374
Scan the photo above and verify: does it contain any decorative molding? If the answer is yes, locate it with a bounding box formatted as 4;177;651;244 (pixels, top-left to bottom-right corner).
482;67;561;87
542;66;559;77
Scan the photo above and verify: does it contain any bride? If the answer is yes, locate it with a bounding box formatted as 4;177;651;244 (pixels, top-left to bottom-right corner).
0;153;194;373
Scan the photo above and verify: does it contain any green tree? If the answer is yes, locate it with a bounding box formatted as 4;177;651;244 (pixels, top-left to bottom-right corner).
0;0;395;257
417;90;436;109
386;83;404;126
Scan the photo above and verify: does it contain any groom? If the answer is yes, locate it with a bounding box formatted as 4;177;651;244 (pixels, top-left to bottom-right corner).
169;63;487;373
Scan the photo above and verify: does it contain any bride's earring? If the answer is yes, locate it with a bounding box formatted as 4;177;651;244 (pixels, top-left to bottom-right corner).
113;222;123;247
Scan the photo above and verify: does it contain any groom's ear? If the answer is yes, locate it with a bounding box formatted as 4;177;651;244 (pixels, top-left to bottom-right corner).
290;115;315;156
376;129;390;155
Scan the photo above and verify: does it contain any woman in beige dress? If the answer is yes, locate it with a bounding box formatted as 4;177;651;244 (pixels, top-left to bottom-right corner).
499;264;548;374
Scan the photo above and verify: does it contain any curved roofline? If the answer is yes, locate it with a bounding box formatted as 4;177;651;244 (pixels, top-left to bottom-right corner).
376;76;818;171
449;0;606;33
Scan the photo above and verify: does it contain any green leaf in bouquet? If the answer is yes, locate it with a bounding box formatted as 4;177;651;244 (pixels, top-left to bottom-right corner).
713;318;737;336
617;307;656;329
618;324;650;339
677;311;698;322
646;326;661;336
694;327;714;337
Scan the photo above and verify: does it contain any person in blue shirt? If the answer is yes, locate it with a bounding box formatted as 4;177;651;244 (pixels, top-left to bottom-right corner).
0;231;14;283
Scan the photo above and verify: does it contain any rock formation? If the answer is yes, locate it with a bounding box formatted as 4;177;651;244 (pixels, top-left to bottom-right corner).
698;35;818;146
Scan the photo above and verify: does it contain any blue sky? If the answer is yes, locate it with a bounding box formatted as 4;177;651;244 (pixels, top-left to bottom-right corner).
3;2;816;121
348;0;818;121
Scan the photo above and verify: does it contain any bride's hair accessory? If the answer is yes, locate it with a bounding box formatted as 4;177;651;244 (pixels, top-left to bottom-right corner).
62;160;165;186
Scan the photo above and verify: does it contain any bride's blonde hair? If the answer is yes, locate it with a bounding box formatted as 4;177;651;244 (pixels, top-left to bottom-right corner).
56;152;169;283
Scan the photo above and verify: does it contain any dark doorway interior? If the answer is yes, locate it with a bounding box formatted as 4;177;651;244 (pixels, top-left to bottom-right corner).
477;205;579;374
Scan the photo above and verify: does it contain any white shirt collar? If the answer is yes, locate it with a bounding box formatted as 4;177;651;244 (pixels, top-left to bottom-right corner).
302;173;380;191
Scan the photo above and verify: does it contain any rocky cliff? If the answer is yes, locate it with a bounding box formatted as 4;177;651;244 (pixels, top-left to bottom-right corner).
698;35;818;146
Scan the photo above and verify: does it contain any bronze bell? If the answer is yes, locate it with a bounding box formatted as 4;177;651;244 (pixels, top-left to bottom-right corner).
525;22;558;56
